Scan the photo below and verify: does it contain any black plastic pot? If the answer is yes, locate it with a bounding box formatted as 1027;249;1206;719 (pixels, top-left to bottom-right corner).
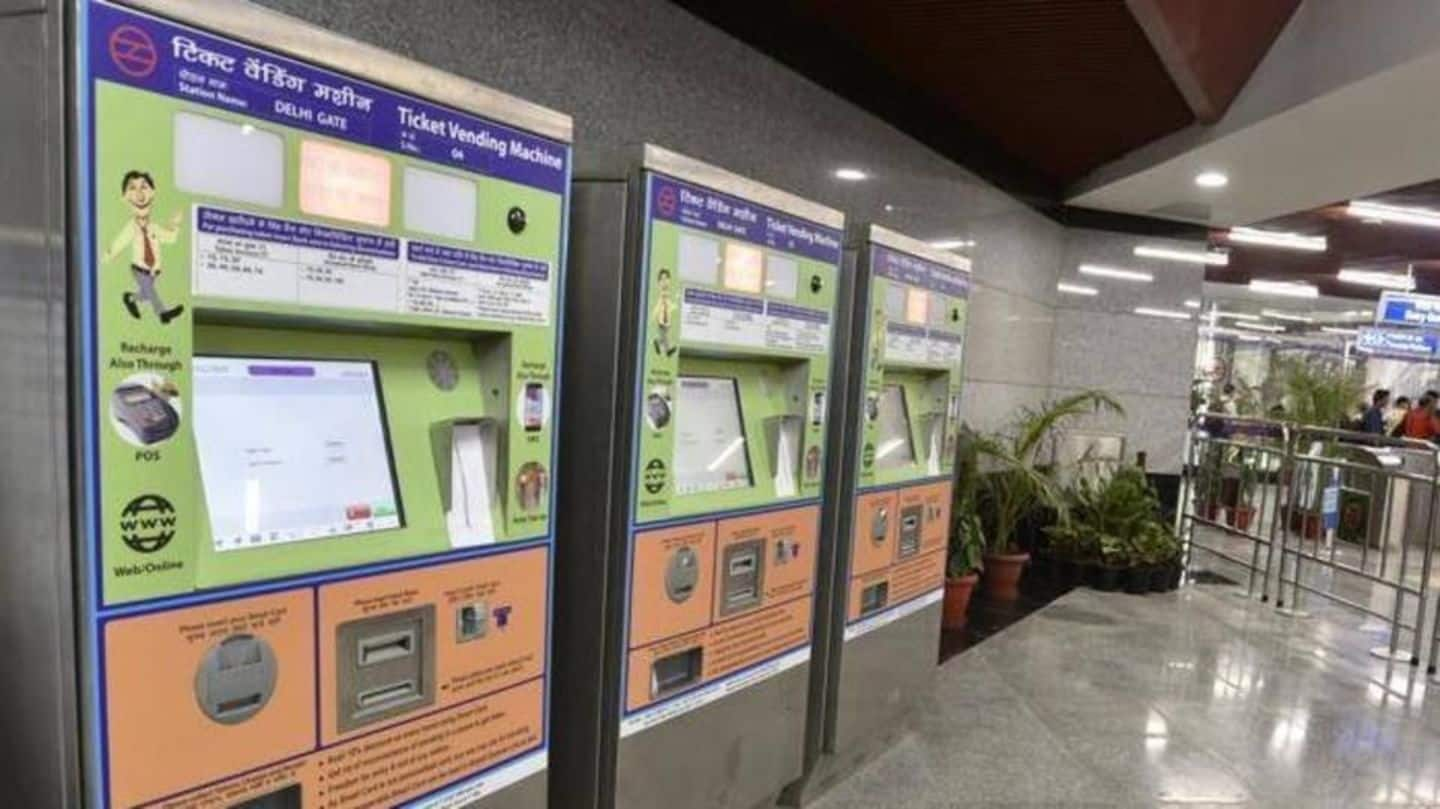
1148;565;1170;592
1093;565;1122;592
1124;566;1151;595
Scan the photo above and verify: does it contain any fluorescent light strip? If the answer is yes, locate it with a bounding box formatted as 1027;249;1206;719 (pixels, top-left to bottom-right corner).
1249;279;1319;298
1346;200;1440;228
1234;321;1285;333
1228;227;1327;252
1260;308;1314;323
930;238;976;250
1183;299;1201;309
1212;310;1260;322
1337;268;1415;290
1133;306;1192;321
1057;282;1098;296
1321;327;1358;336
1133;245;1229;266
1078;264;1153;283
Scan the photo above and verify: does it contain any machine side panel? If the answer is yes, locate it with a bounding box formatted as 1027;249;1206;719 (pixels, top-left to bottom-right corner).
0;6;82;807
552;178;633;809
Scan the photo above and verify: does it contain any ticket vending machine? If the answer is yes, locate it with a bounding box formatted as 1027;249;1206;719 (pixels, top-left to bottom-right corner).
788;225;971;802
555;146;846;809
5;2;571;806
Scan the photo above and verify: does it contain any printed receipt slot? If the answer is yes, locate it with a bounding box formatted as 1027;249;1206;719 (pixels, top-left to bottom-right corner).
9;2;573;807
786;225;972;803
556;146;845;809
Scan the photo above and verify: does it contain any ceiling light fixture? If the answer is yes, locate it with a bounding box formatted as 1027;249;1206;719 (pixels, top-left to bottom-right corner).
1260;308;1315;323
1057;282;1098;296
1212;310;1260;321
1346;200;1440;228
1228;227;1327;252
1134;306;1192;320
1321;327;1359;336
1078;264;1153;283
833;167;868;181
1235;321;1286;333
1249;279;1319;298
1337;268;1415;290
930;238;976;250
1194;171;1229;189
1133;245;1230;266
1183;299;1202;309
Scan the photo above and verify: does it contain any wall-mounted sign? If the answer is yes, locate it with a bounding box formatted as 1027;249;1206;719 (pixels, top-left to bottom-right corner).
1376;291;1440;328
1355;326;1440;358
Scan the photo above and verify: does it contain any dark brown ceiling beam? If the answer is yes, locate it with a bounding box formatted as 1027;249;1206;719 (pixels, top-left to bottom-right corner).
1126;0;1300;123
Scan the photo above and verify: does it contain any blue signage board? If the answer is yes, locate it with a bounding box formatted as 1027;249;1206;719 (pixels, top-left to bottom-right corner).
1355;326;1440;359
1376;291;1440;328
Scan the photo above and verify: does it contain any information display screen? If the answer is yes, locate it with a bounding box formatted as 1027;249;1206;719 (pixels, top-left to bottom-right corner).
193;356;403;551
673;376;753;496
874;384;916;470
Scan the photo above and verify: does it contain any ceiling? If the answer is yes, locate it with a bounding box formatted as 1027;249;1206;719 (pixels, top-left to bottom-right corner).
1206;180;1440;299
672;0;1298;202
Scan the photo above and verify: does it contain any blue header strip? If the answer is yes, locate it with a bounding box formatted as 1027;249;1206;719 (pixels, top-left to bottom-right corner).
647;173;843;265
872;245;970;298
90;1;568;193
1377;291;1440;328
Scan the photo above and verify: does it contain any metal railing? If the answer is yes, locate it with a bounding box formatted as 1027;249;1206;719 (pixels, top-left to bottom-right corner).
1178;414;1440;669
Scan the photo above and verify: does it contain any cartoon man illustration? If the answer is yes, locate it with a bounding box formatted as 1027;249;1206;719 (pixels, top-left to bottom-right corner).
103;170;185;324
651;267;678;357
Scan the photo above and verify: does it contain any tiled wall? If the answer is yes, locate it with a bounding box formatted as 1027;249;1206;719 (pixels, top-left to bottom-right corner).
1050;229;1205;473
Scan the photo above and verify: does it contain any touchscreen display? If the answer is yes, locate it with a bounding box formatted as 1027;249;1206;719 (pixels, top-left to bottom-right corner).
673;376;753;496
194;356;403;551
874;384;916;470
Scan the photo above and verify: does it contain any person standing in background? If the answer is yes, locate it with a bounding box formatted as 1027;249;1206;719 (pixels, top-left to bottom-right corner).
1387;395;1411;436
1401;390;1440;441
1361;389;1390;435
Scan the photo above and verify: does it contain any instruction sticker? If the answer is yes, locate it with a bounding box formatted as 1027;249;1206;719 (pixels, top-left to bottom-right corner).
193;206;550;325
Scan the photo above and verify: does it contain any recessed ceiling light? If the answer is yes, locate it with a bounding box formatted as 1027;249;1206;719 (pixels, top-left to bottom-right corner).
834;168;868;181
1078;264;1153;282
1134;306;1192;320
1337;268;1415;290
1261;308;1314;323
1133;245;1229;266
1183;299;1202;309
1228;227;1327;252
1195;171;1229;189
883;204;895;212
929;238;974;250
1249;279;1319;298
1057;282;1098;296
1346;200;1440;228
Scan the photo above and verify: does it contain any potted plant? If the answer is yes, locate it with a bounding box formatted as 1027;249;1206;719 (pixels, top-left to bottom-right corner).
1191;442;1225;522
1093;534;1128;592
974;391;1123;600
1227;459;1259;531
944;430;986;629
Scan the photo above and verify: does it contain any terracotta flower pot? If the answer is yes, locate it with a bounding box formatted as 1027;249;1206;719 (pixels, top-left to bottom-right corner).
942;573;980;630
982;552;1030;601
1198;500;1222;521
1227;505;1256;532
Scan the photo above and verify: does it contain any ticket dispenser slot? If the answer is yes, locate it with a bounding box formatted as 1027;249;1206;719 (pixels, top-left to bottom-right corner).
860;581;890;616
432;417;503;547
720;539;766;616
194;634;278;725
336;605;436;733
651;647;704;698
765;415;805;498
231;784;302;809
897;504;924;559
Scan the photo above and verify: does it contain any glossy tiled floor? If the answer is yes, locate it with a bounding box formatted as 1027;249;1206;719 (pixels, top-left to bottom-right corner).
808;583;1440;808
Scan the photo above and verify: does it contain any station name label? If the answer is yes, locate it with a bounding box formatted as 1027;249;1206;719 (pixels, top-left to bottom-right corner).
649;174;842;264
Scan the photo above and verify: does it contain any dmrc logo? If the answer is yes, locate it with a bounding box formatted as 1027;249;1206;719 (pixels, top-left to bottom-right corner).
656;185;678;217
108;24;158;79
